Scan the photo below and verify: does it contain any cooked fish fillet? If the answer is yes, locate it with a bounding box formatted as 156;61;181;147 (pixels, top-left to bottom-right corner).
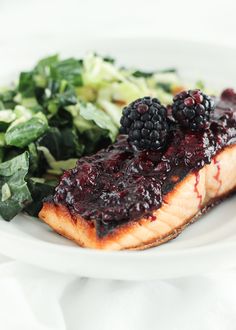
39;144;236;250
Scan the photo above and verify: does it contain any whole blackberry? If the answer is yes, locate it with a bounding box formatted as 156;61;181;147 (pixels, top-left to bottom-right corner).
172;89;215;131
221;88;236;103
120;96;168;150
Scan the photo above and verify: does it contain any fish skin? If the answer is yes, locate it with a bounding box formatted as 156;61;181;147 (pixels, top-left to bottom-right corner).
39;145;236;250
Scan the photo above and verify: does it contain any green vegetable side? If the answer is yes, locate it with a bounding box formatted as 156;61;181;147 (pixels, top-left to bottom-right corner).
0;53;193;220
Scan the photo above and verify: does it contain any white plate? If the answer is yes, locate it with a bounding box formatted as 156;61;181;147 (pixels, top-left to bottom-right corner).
0;38;236;280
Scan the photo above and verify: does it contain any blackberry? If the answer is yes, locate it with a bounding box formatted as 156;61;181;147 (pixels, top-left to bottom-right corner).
120;97;168;150
221;88;236;103
172;89;215;131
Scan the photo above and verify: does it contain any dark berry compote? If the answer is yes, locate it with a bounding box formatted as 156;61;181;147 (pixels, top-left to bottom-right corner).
53;91;236;237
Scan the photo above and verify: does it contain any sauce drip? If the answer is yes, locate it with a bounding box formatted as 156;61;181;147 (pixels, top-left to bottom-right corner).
213;158;222;195
194;172;203;209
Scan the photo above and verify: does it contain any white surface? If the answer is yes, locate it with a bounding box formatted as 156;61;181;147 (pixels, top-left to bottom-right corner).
0;0;236;329
0;0;236;47
1;258;236;330
0;39;236;281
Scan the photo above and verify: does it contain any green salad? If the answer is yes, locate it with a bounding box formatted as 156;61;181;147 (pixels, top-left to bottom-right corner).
0;53;193;220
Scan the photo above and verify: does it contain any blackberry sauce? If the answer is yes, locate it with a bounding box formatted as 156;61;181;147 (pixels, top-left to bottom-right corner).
53;93;236;237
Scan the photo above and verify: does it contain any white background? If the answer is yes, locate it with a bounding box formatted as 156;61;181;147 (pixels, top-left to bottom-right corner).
0;0;236;329
0;0;236;46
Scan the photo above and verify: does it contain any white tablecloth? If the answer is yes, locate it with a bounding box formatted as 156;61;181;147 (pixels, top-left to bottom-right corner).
1;256;236;330
1;0;236;329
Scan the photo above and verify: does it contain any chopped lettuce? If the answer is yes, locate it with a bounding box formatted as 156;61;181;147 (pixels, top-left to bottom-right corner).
79;102;118;141
37;146;77;175
0;110;16;123
82;53;125;86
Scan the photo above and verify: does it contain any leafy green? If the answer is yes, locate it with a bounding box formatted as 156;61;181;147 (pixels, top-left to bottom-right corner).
18;72;35;97
79;102;117;141
50;58;83;86
66;101;118;153
36;54;59;72
37;127;84;160
103;56;115;64
25;179;55;217
0;53;184;221
1;183;11;202
156;82;172;93
133;68;176;78
0;89;17;109
37;145;77;175
5;113;48;148
132;70;154;78
0;152;32;220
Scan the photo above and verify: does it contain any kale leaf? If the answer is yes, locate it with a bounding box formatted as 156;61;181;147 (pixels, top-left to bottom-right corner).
5;113;48;148
25;179;55;217
0;152;32;220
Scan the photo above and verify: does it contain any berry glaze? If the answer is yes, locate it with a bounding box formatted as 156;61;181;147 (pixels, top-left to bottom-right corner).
53;92;236;237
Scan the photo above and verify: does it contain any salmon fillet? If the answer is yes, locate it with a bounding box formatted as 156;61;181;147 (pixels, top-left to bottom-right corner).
39;94;236;250
39;144;236;250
